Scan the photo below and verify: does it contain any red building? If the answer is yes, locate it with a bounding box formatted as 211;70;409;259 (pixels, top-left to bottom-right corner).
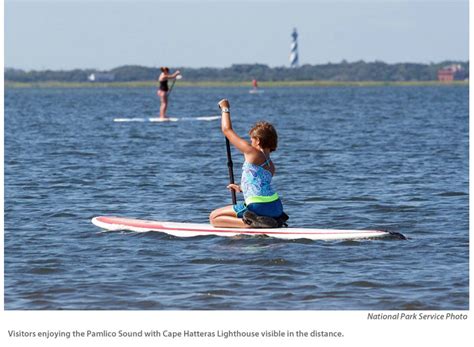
438;64;466;82
438;69;454;81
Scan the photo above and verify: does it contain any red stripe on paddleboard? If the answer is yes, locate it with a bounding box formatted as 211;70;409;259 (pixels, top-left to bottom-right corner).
95;217;385;236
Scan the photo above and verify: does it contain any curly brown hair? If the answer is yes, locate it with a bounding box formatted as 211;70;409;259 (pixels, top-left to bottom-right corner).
248;121;278;152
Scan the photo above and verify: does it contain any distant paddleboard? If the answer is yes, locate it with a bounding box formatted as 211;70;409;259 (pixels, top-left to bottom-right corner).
193;116;221;121
148;117;180;122
113;117;178;122
113;118;148;122
249;89;264;94
113;116;220;123
92;216;405;241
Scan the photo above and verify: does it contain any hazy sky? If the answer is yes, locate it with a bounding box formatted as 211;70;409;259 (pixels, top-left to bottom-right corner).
4;0;469;70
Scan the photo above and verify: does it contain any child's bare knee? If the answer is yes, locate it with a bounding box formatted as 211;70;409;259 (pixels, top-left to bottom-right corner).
209;211;217;223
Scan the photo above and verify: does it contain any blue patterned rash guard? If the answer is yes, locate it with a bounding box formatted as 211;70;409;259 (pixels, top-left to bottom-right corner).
241;161;279;205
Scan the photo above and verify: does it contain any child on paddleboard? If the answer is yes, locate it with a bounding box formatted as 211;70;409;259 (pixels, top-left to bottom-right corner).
209;99;288;228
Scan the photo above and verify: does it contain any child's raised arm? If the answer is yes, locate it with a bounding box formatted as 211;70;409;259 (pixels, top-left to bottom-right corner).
218;99;255;156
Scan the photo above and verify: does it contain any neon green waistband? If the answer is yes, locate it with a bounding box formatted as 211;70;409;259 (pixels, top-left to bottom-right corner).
245;193;279;205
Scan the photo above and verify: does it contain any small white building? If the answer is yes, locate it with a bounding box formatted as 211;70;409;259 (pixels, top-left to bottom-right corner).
88;73;115;82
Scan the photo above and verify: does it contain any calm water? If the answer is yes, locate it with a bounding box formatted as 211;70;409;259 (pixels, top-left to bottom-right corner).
4;85;469;310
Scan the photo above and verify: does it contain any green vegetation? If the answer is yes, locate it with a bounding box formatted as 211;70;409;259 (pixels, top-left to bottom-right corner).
5;61;469;86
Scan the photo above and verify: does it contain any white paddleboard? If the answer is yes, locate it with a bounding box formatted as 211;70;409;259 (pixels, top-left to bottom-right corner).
249;89;264;94
113;116;219;122
148;117;179;122
113;117;147;122
91;216;404;241
193;116;221;121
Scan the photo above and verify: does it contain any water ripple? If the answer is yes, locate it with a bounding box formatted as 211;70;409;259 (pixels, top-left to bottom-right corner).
4;86;468;310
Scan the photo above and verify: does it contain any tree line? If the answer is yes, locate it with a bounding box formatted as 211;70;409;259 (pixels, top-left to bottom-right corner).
4;60;469;83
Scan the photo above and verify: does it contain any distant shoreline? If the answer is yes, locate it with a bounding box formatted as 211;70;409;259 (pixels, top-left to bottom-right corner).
5;80;468;88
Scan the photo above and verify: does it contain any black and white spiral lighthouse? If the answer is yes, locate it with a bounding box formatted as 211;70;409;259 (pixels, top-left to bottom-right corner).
290;28;299;68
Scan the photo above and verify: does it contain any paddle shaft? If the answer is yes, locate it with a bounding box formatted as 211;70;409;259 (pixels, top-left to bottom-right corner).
225;138;237;205
167;78;177;97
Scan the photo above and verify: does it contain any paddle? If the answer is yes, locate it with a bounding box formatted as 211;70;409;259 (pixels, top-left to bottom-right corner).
167;74;182;97
225;138;237;205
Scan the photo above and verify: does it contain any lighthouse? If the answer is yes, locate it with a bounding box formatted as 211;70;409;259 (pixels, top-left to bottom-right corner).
290;28;299;68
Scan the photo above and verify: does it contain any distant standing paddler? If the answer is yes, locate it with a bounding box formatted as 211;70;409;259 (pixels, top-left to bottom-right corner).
252;79;259;89
249;78;263;94
157;67;181;119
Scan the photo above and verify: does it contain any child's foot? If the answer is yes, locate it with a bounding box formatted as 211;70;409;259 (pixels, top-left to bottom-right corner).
243;211;279;228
